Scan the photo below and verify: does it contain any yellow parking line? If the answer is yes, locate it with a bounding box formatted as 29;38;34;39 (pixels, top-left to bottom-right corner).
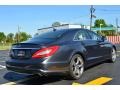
72;82;81;85
72;77;112;85
85;77;112;85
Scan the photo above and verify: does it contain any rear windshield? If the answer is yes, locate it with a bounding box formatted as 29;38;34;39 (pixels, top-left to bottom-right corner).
30;30;67;40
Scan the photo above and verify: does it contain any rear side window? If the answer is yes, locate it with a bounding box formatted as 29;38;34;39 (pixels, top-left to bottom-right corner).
87;31;102;41
74;30;90;41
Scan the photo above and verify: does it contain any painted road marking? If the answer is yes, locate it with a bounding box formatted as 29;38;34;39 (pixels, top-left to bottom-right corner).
85;77;112;85
2;75;37;85
2;78;31;85
0;65;6;69
117;51;120;52
72;77;112;85
2;76;113;85
0;61;5;62
72;82;82;85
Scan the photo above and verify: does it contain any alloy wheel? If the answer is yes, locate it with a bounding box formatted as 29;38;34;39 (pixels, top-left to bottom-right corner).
70;55;84;79
111;48;117;62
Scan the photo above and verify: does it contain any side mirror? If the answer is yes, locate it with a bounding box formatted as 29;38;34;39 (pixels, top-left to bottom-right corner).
101;36;107;41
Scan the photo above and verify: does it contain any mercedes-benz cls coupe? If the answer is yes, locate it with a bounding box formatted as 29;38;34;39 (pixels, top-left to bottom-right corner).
6;29;117;79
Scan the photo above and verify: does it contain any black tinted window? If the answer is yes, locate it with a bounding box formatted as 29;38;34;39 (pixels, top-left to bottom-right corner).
30;30;67;40
74;30;90;41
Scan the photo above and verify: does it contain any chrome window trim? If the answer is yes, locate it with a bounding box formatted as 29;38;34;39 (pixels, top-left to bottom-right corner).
73;30;91;41
12;48;39;50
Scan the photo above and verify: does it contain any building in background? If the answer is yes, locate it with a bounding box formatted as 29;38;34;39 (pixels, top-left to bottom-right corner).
37;24;90;34
91;27;117;36
37;24;118;36
91;27;116;32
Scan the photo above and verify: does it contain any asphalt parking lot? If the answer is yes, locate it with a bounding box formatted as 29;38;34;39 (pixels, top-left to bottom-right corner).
0;46;120;85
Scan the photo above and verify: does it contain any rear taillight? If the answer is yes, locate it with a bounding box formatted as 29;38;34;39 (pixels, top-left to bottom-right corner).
32;45;60;59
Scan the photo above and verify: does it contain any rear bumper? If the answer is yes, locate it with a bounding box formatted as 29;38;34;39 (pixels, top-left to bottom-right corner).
6;60;69;76
6;64;42;75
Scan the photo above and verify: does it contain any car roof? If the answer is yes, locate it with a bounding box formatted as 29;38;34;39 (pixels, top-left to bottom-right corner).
53;28;90;33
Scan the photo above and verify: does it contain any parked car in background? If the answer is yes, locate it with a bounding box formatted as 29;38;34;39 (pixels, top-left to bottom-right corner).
6;29;117;80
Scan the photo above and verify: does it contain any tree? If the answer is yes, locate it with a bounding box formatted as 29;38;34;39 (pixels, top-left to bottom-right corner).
27;34;32;39
14;32;32;43
0;32;6;43
6;33;14;43
94;19;107;27
52;22;61;27
20;32;29;41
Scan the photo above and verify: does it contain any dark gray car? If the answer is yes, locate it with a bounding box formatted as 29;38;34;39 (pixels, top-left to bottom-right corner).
6;29;117;80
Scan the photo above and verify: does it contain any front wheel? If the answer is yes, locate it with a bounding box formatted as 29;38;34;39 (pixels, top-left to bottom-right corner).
109;48;117;63
68;54;84;80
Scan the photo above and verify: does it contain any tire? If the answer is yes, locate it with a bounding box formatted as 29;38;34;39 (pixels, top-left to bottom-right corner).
109;48;117;63
68;54;84;80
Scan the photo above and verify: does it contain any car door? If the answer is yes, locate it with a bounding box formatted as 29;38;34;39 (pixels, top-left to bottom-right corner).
89;32;111;59
74;30;101;66
87;31;107;62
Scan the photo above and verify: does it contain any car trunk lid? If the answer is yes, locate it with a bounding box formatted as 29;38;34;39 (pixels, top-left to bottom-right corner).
10;40;56;59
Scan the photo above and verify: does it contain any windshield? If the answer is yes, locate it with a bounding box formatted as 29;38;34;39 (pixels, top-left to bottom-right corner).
30;30;67;41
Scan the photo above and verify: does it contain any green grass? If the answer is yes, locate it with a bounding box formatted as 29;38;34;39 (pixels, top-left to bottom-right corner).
0;45;11;50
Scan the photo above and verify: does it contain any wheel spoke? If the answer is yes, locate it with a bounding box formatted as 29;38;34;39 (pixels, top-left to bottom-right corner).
76;57;80;64
73;67;77;74
72;64;75;71
76;69;80;75
78;63;83;68
73;59;77;65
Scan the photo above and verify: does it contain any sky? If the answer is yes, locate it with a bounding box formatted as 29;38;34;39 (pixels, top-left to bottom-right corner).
0;5;120;36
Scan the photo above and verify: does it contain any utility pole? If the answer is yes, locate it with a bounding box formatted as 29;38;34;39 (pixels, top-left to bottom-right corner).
116;18;118;35
90;5;96;31
17;25;21;43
